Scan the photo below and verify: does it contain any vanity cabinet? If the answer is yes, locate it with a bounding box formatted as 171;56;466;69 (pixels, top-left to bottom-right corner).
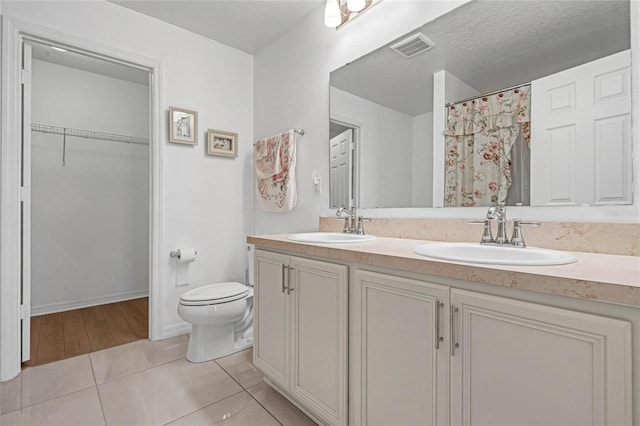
351;270;451;425
254;250;348;426
450;289;632;426
352;270;632;426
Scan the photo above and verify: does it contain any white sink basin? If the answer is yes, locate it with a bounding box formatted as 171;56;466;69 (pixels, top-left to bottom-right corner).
413;242;577;266
287;232;376;244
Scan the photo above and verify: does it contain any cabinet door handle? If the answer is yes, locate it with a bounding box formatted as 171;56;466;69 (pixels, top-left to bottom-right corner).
286;266;295;294
435;300;444;350
450;305;459;356
281;264;287;293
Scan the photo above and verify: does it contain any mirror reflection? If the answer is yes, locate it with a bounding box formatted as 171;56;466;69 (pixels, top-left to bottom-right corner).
329;0;631;209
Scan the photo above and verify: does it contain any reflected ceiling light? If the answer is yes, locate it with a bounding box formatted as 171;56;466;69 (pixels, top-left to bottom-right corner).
324;0;381;29
51;46;68;52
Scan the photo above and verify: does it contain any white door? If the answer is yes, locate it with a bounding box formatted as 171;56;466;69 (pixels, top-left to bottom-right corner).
329;129;353;209
531;50;632;206
289;257;348;426
450;289;632;426
21;41;33;363
253;250;290;390
352;270;450;426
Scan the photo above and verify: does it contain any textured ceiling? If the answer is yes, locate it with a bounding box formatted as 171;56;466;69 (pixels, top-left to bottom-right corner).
330;0;631;116
109;0;324;54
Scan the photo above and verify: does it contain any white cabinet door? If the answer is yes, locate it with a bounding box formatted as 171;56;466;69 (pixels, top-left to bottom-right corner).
352;270;450;426
290;257;348;425
531;50;632;206
254;250;290;390
254;250;348;425
450;289;632;426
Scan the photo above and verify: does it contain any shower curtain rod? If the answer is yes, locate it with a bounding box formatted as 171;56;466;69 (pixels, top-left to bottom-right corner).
445;82;531;108
31;123;149;145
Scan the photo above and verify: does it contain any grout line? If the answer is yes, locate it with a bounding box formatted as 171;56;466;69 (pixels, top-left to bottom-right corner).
245;383;285;426
88;353;109;425
160;389;247;426
2;386;98;418
212;353;284;425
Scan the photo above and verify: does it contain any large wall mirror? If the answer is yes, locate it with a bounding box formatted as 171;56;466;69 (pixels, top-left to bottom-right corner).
329;0;631;209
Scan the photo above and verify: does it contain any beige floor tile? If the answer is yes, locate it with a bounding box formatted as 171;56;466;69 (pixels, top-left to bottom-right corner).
247;382;317;426
215;348;264;389
18;355;95;408
90;334;189;384
99;357;242;426
167;391;279;426
0;375;21;415
0;387;105;426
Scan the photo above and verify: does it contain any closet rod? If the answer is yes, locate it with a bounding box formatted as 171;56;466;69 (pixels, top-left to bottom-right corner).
31;123;149;145
445;82;531;108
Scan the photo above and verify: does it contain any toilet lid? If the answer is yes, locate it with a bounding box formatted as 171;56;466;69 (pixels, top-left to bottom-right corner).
180;282;249;306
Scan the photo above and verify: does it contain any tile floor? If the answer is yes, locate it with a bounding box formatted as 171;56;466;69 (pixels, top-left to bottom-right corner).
0;335;316;425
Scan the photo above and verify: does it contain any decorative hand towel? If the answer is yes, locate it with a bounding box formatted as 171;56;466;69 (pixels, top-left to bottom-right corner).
255;130;297;212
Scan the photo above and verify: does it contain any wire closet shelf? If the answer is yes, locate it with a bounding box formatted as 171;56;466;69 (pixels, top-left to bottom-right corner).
31;123;149;145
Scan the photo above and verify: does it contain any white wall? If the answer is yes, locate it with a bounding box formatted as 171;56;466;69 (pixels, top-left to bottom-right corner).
256;0;640;224
254;1;471;233
444;70;480;104
2;0;254;337
30;59;149;315
412;112;433;207
330;86;413;208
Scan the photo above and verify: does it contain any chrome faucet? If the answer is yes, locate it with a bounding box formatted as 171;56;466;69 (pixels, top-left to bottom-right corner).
487;204;509;245
336;207;357;233
336;207;370;234
470;203;540;247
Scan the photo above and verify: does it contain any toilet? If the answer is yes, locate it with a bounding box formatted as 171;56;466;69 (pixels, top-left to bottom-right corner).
177;281;254;362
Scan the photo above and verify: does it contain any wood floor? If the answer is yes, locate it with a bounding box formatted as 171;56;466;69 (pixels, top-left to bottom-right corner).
23;297;149;368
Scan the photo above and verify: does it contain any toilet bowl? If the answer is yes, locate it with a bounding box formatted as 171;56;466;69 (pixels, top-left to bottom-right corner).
177;281;254;363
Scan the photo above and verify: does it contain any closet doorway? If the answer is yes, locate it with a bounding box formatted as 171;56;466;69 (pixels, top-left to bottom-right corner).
24;40;152;366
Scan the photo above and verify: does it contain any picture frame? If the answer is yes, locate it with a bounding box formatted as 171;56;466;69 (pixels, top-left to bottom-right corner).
207;129;238;158
169;106;198;145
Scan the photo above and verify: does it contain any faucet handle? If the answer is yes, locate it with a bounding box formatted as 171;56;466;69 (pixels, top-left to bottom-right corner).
469;219;494;244
356;216;371;235
510;219;541;247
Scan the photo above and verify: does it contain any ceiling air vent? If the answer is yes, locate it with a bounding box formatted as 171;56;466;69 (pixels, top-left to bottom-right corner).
390;33;435;58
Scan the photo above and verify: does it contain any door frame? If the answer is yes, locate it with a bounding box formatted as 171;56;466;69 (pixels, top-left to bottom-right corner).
0;16;164;381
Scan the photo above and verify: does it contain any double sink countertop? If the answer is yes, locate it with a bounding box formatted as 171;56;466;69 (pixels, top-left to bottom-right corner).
247;234;640;308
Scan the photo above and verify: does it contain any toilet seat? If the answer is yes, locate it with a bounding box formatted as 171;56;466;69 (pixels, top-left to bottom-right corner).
179;282;249;306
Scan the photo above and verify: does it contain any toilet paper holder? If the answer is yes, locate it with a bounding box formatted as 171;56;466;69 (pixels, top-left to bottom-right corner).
170;249;198;260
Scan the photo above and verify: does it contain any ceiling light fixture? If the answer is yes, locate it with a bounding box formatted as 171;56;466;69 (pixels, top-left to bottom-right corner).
324;0;381;29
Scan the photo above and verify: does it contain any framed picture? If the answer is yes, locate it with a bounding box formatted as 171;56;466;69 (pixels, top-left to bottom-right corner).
207;129;238;158
169;107;198;145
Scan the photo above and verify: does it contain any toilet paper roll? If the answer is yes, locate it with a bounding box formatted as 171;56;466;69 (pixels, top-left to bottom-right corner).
177;248;197;263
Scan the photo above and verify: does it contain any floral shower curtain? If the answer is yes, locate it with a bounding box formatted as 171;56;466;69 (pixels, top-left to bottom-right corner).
444;85;531;207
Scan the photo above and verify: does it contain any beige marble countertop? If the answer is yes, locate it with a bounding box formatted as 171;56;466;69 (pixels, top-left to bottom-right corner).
247;234;640;308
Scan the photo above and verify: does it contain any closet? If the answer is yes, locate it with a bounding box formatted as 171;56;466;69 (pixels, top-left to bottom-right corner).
26;41;150;364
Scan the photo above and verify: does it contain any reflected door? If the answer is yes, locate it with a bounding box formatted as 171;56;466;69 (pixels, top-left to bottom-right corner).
329;129;353;209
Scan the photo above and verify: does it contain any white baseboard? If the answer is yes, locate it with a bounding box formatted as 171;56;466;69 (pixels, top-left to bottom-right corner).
31;290;149;316
161;321;191;340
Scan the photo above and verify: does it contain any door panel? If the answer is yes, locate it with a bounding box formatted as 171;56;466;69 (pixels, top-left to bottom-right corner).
330;129;353;209
290;257;347;425
451;289;632;426
253;251;290;389
353;270;450;426
531;50;631;206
